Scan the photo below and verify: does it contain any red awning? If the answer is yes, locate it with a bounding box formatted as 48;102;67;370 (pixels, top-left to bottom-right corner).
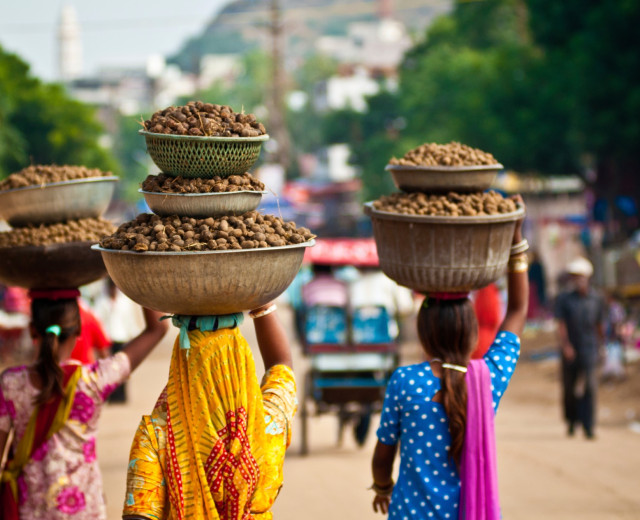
305;238;379;267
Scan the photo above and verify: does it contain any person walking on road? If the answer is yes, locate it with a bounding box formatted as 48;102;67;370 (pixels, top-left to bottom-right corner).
0;289;167;520
555;257;605;439
370;204;528;519
122;303;297;520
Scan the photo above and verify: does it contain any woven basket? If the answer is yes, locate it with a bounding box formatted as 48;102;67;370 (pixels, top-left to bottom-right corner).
140;131;269;178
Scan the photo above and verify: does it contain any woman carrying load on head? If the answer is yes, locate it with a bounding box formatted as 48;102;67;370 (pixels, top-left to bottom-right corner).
122;301;297;520
370;197;528;519
0;289;167;520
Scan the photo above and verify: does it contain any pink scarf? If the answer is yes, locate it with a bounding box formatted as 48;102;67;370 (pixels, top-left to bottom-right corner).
459;359;500;520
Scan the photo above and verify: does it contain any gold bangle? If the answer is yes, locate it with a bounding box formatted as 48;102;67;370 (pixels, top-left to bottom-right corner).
248;304;277;319
508;255;529;273
369;479;394;496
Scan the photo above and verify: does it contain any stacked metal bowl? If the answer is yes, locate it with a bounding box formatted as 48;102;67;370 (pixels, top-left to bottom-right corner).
366;147;521;293
96;112;313;315
0;172;117;289
365;203;523;293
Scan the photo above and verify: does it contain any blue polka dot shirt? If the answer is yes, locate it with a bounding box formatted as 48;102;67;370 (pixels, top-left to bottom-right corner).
376;331;520;520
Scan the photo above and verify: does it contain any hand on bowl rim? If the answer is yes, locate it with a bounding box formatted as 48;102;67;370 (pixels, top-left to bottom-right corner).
510;194;525;243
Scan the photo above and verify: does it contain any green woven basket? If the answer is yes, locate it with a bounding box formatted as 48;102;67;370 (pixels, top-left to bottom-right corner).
140;131;269;178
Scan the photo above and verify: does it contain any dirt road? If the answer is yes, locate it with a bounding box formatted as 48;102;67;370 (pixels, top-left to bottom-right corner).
98;308;640;519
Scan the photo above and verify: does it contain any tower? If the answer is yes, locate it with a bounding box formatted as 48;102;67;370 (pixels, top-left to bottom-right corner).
58;4;82;81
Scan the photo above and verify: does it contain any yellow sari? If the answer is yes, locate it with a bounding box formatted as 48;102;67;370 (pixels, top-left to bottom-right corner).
123;327;297;520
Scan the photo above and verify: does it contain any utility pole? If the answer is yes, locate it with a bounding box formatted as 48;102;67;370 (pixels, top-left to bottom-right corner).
269;0;291;170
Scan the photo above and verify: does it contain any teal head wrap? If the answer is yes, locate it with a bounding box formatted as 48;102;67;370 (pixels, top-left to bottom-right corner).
161;313;245;351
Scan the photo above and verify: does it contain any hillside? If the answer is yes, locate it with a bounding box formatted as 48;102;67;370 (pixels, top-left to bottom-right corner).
170;0;451;72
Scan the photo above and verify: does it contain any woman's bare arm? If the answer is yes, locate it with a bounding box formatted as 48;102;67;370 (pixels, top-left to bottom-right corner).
122;308;168;372
252;304;292;370
500;197;529;337
371;441;397;514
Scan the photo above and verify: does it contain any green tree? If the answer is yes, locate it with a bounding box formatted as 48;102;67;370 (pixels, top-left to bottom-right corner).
528;0;640;202
395;0;582;174
110;113;154;201
332;0;590;201
293;54;338;93
323;91;403;200
399;41;580;174
0;46;116;178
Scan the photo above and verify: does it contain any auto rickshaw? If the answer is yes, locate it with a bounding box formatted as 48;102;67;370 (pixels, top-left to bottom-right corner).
298;238;403;455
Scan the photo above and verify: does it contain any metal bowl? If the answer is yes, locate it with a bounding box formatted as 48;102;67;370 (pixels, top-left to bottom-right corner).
364;202;524;292
385;164;503;193
0;177;118;227
140;189;267;218
94;240;315;315
140;130;269;178
0;241;107;289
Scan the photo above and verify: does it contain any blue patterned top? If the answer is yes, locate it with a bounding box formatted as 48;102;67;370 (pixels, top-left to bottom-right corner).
376;331;520;519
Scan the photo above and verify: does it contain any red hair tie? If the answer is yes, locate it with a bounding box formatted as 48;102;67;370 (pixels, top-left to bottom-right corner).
28;289;81;300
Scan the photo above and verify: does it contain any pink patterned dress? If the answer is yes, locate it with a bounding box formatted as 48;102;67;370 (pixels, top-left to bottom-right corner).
0;352;130;519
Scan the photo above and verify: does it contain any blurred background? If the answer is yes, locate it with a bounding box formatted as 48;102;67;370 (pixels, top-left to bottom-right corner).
1;1;640;518
1;0;640;286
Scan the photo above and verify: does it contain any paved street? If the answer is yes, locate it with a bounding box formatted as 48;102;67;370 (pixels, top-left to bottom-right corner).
98;308;640;519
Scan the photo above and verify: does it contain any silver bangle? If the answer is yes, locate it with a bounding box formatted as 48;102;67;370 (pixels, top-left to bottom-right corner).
510;239;529;256
249;304;277;319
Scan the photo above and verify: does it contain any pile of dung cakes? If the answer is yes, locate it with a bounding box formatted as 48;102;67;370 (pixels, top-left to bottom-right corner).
0;165;118;289
97;101;316;316
365;142;523;293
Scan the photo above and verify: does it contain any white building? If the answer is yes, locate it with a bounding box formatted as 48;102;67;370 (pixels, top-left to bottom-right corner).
199;54;242;89
69;56;198;116
314;67;380;113
316;18;411;71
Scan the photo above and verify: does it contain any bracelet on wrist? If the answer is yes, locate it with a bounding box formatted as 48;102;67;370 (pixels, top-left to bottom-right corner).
508;253;529;273
369;479;394;496
248;304;277;319
510;238;529;256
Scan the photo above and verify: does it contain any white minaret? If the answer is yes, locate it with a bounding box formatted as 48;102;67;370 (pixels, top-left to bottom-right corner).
58;4;82;81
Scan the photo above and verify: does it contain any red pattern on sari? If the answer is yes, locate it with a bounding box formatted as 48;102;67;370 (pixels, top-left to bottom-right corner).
205;408;259;520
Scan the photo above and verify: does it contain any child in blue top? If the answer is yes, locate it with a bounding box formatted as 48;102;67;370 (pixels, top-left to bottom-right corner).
371;206;528;520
